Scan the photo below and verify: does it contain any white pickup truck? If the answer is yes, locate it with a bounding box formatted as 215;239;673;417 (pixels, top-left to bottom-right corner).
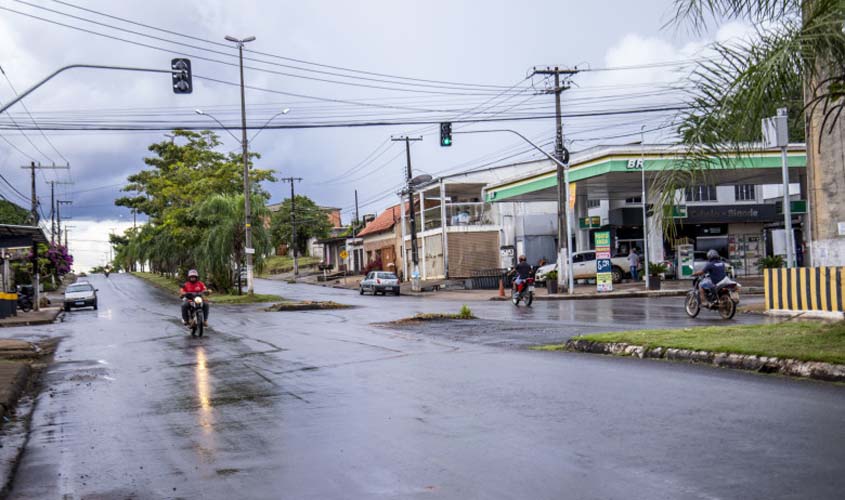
536;251;632;284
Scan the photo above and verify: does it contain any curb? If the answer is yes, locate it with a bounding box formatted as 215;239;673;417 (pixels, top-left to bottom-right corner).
565;339;845;382
0;308;63;328
489;287;764;301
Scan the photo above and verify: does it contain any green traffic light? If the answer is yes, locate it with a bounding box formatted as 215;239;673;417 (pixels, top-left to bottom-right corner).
442;138;451;146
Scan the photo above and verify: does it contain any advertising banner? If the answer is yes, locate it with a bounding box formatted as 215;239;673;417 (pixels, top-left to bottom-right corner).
594;231;612;292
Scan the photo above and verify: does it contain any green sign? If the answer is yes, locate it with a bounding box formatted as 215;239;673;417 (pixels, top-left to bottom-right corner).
776;200;807;215
579;216;602;229
671;205;688;218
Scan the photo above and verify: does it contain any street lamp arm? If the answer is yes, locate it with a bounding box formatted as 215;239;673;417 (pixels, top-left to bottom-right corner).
453;128;568;170
0;64;175;115
248;108;290;143
195;110;242;143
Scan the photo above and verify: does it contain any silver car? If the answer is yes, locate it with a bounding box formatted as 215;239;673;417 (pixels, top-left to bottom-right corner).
63;282;98;311
360;271;401;296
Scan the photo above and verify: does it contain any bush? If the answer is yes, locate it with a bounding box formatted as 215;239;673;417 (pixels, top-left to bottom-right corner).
756;255;785;270
458;304;474;319
648;262;668;277
545;270;558;281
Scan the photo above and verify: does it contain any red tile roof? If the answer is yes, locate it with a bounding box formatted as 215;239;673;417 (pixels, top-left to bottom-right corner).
357;204;403;237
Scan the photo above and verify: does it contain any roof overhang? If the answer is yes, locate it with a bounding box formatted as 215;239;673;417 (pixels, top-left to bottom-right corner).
0;224;49;248
486;144;807;203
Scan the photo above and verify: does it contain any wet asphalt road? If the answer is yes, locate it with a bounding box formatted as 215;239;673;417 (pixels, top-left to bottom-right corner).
4;274;845;499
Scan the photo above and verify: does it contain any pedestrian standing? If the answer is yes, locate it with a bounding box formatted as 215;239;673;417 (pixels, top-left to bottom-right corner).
628;248;640;282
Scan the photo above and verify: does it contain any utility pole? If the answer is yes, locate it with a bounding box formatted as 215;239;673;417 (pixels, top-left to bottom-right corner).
225;34;257;294
20;162;69;311
48;181;73;244
391;136;423;290
280;177;303;276
354;189;360;235
530;66;578;291
57;200;72;246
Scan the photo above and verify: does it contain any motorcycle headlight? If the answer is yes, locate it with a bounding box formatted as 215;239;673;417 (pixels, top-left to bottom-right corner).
194;296;203;304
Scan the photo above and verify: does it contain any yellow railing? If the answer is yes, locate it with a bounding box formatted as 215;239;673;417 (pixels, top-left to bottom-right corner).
764;267;844;312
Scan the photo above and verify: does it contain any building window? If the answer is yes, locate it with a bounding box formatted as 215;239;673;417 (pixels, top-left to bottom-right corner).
587;199;601;208
734;184;756;201
685;185;717;202
625;196;642;204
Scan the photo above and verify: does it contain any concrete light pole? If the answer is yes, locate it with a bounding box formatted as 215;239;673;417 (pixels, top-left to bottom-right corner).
226;34;257;294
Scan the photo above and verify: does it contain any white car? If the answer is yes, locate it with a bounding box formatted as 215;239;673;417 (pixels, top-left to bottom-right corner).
360;271;400;296
63;281;98;311
534;262;558;283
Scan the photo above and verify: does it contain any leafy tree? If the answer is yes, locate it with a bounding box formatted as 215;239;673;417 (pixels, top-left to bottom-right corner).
0;200;30;225
195;194;272;293
270;195;332;256
655;1;845;214
112;129;277;292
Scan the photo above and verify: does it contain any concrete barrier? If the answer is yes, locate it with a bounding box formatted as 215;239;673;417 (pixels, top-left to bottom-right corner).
765;267;844;312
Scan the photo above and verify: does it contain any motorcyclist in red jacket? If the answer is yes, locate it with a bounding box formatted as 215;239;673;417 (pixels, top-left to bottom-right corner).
180;269;209;326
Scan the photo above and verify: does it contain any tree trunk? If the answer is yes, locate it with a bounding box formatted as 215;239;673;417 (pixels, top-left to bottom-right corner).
805;58;845;266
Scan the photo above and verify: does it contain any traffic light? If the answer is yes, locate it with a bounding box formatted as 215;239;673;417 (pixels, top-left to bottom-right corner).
440;122;452;147
171;58;192;94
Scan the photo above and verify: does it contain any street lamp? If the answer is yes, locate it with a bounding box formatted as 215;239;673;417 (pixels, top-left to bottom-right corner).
226;34;257;294
194;109;241;143
249;108;290;142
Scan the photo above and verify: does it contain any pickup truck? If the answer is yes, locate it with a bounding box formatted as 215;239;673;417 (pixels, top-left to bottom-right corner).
534;251;632;284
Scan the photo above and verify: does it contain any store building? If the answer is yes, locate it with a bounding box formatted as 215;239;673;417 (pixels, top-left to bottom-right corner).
485;144;808;276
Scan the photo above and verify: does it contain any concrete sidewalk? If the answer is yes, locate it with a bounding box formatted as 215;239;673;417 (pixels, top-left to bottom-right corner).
0;307;63;328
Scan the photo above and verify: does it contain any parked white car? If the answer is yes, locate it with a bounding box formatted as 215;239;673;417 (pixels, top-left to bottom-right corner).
360;271;401;296
63;281;98;311
531;252;632;284
693;251;734;278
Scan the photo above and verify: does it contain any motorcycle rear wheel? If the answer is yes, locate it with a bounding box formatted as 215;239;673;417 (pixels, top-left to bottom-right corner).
718;295;736;320
525;292;534;307
684;292;700;318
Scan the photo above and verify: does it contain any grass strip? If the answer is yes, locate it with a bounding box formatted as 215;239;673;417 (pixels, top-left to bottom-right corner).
535;321;845;365
259;255;321;276
131;272;283;304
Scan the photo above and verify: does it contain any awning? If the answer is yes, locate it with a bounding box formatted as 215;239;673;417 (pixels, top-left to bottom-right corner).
485;145;807;203
0;224;49;248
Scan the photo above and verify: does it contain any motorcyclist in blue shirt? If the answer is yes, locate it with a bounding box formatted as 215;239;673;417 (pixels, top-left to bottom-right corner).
693;249;727;304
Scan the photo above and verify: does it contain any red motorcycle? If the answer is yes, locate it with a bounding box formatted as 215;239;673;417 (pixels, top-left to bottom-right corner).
511;277;535;307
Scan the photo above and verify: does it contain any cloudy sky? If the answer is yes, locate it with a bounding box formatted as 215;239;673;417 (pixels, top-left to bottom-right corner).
0;0;744;270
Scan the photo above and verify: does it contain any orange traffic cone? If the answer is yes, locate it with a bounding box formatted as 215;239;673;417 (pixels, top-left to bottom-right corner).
498;278;505;297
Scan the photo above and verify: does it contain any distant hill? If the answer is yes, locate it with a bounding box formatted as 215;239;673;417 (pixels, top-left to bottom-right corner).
0;200;31;225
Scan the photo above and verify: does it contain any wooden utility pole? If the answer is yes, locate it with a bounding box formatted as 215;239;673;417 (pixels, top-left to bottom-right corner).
20;162;69;311
391;136;423;288
280;177;303;276
530;67;577;289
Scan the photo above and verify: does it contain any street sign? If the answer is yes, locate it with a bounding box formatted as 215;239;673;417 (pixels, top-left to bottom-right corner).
244;247;255;255
776;199;807;215
594;231;612;292
579;216;601;229
671;205;688;219
339;250;349;260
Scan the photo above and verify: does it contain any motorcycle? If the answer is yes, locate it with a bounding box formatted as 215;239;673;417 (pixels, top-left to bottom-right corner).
511;277;535;307
182;291;209;337
685;276;740;320
16;285;33;312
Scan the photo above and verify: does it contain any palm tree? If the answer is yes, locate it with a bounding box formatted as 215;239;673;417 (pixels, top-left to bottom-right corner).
195;193;271;294
661;0;845;266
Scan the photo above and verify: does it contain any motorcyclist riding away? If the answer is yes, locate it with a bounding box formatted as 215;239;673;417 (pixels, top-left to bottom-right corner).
693;249;727;304
509;255;533;288
180;269;209;327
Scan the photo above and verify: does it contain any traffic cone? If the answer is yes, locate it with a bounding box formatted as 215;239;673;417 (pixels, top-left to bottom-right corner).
498;278;505;297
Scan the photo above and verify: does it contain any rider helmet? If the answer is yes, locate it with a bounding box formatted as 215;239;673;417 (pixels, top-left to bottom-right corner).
706;249;720;261
187;269;199;279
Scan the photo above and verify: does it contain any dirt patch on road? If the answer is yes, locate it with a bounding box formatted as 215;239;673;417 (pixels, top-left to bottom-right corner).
264;301;351;312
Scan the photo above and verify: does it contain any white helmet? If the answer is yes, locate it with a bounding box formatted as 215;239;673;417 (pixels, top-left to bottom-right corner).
187;269;199;278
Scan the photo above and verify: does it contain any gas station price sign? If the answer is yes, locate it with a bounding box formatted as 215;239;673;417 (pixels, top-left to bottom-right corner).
594;231;613;292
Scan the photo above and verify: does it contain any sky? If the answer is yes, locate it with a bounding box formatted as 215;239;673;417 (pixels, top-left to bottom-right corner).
0;0;746;271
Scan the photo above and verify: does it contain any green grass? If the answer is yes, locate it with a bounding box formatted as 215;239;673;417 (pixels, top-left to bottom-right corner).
260;255;321;276
562;321;845;365
131;272;283;304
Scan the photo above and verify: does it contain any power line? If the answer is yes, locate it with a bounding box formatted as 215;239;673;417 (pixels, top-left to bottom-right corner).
47;0;527;91
2;5;527;97
0;64;69;164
